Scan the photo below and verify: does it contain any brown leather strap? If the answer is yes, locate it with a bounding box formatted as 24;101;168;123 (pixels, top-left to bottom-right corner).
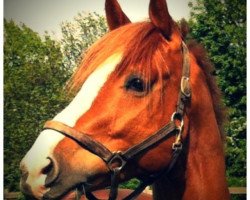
44;120;177;164
44;120;178;200
122;121;177;160
44;121;113;162
176;42;191;116
182;42;190;81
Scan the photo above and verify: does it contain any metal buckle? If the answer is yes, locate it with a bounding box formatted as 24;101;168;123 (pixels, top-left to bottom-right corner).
181;76;191;97
171;112;183;151
172;130;183;151
172;141;183;151
107;152;127;171
171;112;184;130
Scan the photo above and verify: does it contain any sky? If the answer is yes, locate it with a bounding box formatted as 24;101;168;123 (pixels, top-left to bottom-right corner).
4;0;193;40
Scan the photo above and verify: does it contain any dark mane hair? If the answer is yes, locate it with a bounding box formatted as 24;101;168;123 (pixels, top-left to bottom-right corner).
68;21;226;140
187;40;226;140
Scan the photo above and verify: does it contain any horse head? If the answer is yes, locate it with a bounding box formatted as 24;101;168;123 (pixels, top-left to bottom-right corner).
20;0;230;199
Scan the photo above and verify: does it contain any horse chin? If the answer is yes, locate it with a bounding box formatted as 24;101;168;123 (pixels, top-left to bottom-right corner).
55;184;107;200
57;189;84;200
43;177;109;199
42;186;81;200
43;188;85;200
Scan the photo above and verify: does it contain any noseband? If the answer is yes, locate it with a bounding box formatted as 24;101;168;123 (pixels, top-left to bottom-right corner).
43;42;191;200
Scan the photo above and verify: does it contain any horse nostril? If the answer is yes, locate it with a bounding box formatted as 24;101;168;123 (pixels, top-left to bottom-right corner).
43;157;60;187
20;161;30;182
41;158;54;175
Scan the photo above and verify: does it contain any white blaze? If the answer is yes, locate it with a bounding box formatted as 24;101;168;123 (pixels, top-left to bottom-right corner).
54;53;122;126
21;53;122;193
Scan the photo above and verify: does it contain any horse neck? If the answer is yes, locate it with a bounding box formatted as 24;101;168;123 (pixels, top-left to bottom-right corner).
152;69;230;200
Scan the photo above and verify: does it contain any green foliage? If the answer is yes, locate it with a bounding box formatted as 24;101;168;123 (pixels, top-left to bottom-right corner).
231;195;247;200
120;179;140;190
4;19;71;191
60;12;108;70
188;0;246;189
4;12;108;192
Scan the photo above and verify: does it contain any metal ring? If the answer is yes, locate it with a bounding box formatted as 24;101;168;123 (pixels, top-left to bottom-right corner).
172;142;183;151
171;112;184;131
107;152;127;172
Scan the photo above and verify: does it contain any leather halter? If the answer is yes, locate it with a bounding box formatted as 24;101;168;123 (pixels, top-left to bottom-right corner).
43;42;191;200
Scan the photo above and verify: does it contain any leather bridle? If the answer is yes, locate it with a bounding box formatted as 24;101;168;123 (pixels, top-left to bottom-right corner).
43;42;191;200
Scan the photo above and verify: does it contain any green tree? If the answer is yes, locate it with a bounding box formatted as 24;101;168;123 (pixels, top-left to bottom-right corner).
4;19;71;191
60;12;108;70
188;0;246;193
4;12;108;193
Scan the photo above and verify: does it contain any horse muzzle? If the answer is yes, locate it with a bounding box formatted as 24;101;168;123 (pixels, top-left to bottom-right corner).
20;152;101;199
20;156;59;199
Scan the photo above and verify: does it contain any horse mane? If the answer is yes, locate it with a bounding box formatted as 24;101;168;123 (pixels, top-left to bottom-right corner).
67;21;226;140
186;40;226;141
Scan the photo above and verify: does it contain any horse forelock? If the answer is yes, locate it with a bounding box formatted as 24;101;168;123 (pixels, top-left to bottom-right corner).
67;22;176;96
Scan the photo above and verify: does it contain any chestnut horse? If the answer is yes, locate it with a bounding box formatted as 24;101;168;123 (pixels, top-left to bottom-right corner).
20;0;230;199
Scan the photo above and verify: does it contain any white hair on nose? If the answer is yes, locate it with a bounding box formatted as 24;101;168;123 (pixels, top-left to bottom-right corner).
21;53;123;193
54;53;123;126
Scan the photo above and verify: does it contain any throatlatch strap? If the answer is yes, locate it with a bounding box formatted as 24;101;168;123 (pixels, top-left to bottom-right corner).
123;182;149;200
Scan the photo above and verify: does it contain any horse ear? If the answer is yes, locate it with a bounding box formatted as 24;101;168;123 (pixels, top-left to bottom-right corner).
105;0;131;30
149;0;173;40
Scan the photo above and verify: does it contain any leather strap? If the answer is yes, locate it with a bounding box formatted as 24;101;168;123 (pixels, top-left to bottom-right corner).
44;120;177;166
176;42;191;116
122;121;177;160
44;120;178;200
44;121;113;162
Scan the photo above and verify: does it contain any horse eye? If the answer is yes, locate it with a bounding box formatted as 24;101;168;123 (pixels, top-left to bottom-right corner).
125;76;146;93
